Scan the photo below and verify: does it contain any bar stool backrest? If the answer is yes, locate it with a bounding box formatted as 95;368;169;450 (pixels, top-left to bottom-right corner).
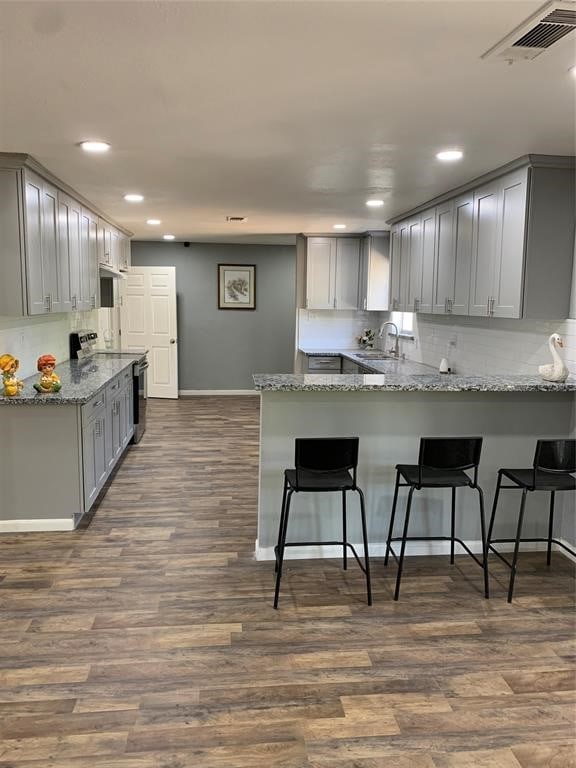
294;437;359;490
533;439;576;476
418;437;483;487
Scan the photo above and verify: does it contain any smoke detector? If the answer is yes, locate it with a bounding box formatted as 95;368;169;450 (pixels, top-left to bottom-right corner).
482;1;576;62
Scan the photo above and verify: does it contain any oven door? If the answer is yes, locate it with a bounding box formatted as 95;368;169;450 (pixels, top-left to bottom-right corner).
132;359;148;443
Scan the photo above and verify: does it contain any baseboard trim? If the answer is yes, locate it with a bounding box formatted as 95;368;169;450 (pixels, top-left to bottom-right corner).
0;518;75;533
255;538;576;562
179;389;258;396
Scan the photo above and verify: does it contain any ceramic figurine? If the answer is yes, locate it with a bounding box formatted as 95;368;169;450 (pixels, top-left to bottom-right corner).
0;354;24;397
538;333;569;383
33;354;62;393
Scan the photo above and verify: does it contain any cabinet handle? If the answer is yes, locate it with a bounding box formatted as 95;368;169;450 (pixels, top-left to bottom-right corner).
489;297;495;316
413;298;419;313
444;298;448;313
333;297;337;309
91;294;96;309
44;295;51;312
95;420;101;437
447;298;452;314
71;295;77;310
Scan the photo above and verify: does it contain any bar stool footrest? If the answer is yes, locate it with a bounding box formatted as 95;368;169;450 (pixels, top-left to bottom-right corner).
274;541;369;575
488;537;576;569
387;535;485;570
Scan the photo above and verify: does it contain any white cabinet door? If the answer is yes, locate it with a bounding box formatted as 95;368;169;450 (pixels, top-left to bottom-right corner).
419;209;435;314
334;238;360;310
470;181;499;316
110;229;120;270
432;200;455;314
306;238;335;309
492;168;528;318
397;221;411;311
451;194;473;316
122;383;134;447
406;217;423;313
119;234;131;271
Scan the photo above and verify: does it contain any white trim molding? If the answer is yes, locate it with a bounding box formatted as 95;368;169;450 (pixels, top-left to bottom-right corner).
255;538;576;563
0;518;75;533
179;389;258;396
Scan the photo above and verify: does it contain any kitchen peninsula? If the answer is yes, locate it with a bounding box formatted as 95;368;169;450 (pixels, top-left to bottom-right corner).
253;361;575;563
0;355;141;532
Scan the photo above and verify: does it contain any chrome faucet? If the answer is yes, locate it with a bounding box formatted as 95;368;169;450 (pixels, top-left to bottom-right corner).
378;321;400;357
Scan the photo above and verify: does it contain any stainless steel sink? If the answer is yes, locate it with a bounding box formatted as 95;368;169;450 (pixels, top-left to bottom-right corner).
355;352;393;360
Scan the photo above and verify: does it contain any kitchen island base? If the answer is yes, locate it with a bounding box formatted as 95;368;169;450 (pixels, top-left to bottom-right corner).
256;389;575;566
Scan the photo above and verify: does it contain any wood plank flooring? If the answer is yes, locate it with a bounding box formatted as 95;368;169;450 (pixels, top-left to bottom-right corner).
0;395;574;767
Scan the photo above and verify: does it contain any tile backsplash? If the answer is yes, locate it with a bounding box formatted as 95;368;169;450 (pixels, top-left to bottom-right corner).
298;309;387;350
0;311;98;379
400;314;576;377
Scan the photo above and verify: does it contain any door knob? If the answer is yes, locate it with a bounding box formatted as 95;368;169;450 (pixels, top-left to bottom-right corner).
170;338;177;344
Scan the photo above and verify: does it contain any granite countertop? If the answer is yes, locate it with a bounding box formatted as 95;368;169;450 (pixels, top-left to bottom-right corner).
0;356;141;406
253;348;576;392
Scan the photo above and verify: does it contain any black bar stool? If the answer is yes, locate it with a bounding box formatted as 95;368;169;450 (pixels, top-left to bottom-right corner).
273;437;372;609
384;437;489;601
487;439;576;603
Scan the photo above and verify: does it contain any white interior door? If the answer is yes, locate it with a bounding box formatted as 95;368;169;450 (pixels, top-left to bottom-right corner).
120;266;178;398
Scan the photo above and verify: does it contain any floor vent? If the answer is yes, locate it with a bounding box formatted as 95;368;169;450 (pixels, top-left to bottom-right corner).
482;0;576;61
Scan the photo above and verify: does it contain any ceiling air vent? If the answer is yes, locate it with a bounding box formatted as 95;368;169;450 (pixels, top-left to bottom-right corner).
482;0;576;61
226;216;246;222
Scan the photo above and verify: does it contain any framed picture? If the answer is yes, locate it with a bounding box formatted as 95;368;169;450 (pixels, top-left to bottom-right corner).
218;264;256;310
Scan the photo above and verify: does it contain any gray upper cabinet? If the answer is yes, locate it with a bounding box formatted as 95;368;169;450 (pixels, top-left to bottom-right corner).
419;209;435;314
24;170;61;315
359;233;390;311
58;191;80;313
0;154;131;317
306;237;361;310
433;195;472;316
389;156;575;320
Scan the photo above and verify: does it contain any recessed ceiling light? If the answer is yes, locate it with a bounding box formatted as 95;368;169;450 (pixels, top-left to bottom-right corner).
146;219;161;226
366;199;384;208
79;140;110;153
436;149;464;162
333;224;347;229
124;193;144;203
163;234;175;241
570;65;576;78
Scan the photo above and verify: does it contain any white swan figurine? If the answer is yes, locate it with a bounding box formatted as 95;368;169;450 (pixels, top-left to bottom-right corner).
538;333;569;382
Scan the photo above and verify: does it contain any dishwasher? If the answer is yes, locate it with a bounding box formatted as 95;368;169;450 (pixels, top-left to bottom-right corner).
307;356;342;373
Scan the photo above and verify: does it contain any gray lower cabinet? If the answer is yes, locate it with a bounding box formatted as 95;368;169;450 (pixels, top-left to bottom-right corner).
82;372;134;514
82;411;107;512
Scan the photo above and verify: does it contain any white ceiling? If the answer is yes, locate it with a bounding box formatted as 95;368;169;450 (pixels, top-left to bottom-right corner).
0;0;574;243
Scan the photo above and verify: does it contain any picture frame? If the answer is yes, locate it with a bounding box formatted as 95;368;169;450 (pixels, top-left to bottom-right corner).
218;264;256;310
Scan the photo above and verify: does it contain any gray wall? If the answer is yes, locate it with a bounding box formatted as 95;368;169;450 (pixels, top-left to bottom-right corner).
131;241;296;390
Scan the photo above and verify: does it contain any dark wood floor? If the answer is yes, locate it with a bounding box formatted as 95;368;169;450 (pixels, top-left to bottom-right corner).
0;396;574;767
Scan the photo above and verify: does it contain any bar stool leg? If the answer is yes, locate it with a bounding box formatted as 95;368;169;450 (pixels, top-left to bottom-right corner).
275;477;289;573
342;490;348;570
487;472;503;550
450;487;456;565
356;487;372;606
547;492;555;566
508;488;528;603
385;471;400;566
273;489;294;609
476;485;489;599
394;486;415;601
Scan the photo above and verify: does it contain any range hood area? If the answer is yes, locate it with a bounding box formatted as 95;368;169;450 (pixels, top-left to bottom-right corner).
99;263;126;279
